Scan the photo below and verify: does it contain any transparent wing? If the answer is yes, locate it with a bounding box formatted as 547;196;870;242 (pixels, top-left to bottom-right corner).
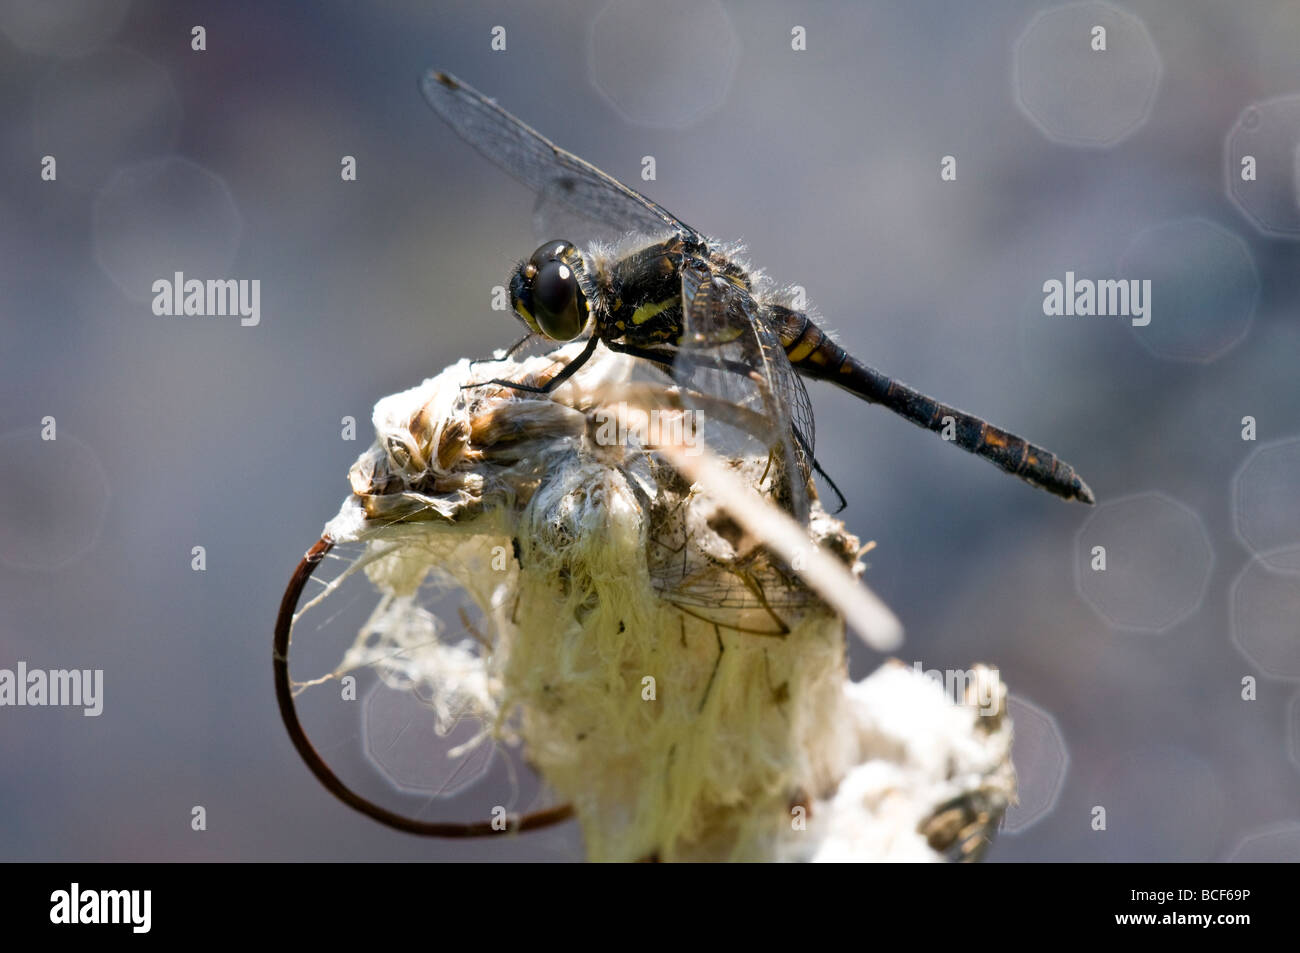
643;476;821;624
421;70;700;243
673;259;814;525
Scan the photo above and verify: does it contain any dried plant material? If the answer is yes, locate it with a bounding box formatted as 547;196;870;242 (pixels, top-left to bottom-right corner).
280;342;1014;861
811;663;1014;863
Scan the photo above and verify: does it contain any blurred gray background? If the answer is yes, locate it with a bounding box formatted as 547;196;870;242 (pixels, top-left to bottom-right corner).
3;0;1300;861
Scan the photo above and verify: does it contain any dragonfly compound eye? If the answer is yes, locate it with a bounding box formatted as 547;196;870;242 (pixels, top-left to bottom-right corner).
531;258;585;340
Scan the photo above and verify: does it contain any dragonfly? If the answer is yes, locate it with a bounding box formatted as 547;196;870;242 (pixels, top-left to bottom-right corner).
421;71;1094;514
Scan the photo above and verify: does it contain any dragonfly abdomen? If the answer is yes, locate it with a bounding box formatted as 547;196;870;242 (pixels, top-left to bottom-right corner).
772;307;1094;504
772;306;888;398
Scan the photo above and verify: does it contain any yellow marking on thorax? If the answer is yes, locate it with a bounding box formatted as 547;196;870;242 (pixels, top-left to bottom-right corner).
631;297;677;325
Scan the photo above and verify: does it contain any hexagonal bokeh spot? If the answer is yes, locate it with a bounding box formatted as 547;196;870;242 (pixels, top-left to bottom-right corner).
1230;557;1300;680
34;47;182;192
1224;822;1300;862
1119;219;1258;363
1094;747;1223;861
1014;1;1161;147
1075;493;1214;633
1002;695;1069;834
1226;95;1300;237
0;428;110;571
0;0;130;57
362;680;494;796
1233;437;1300;572
589;0;739;128
93;156;242;303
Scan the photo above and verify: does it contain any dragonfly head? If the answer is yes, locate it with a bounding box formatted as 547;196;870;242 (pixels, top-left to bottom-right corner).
510;240;592;341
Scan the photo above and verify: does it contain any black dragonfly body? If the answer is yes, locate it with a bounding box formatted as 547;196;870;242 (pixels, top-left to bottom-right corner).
421;70;1094;510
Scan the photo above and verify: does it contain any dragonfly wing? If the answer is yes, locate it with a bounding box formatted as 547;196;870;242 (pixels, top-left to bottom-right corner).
673;260;813;524
422;71;701;243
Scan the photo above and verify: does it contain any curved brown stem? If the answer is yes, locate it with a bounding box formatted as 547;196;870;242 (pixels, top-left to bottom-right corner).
274;535;574;837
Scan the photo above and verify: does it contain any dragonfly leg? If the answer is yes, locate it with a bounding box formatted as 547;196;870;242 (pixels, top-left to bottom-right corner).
791;428;847;513
467;331;533;368
810;457;847;513
606;339;759;384
462;332;601;394
603;338;676;371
